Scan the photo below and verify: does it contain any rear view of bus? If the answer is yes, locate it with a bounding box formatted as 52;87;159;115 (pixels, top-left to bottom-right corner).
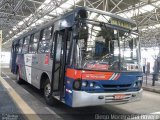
65;8;143;107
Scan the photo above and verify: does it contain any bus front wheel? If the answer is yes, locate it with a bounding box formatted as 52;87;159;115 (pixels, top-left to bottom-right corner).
44;79;54;106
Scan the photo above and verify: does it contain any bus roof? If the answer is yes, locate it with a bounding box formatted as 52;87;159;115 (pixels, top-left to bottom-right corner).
13;7;136;44
81;7;136;25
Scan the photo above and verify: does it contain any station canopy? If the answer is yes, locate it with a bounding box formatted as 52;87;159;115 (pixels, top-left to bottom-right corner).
1;0;160;51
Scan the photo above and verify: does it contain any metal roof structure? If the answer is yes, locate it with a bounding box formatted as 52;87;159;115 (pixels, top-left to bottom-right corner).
1;0;160;51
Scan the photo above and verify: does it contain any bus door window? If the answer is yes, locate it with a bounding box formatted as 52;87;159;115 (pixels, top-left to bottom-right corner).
52;30;72;64
64;30;73;66
119;31;139;71
51;31;63;91
56;33;63;62
38;26;53;53
29;32;40;53
11;42;19;73
12;42;19;54
67;33;74;66
18;39;24;54
22;36;30;53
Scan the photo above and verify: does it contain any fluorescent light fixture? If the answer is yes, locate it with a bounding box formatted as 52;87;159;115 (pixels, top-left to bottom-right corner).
18;21;24;26
118;5;155;18
44;15;52;19
12;27;17;31
89;12;98;19
31;23;36;27
117;1;160;32
141;23;160;31
9;31;12;34
24;16;30;21
97;15;110;23
50;0;81;16
44;0;51;4
3;0;81;46
36;19;43;24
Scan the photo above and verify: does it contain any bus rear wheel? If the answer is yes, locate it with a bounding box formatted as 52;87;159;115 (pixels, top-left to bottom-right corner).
16;70;24;84
44;79;54;106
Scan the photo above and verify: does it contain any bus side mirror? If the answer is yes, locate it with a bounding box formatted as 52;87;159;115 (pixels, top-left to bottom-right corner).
129;39;133;50
78;25;88;40
73;22;88;40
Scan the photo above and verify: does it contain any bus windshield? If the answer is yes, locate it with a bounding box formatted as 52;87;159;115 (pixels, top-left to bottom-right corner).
75;22;140;72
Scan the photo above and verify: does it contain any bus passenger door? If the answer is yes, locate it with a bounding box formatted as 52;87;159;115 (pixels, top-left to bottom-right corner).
51;29;68;101
11;43;18;74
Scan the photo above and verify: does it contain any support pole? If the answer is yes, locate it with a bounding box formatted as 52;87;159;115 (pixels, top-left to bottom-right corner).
103;0;109;11
84;0;86;7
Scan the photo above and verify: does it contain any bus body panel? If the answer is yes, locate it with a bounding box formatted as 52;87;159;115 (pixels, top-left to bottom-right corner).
16;53;52;89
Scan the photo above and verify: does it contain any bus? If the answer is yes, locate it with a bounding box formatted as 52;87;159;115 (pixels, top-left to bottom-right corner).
10;7;143;107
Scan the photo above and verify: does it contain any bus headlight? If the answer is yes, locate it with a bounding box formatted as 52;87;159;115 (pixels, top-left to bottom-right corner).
94;85;101;89
90;82;94;87
82;81;88;87
73;80;81;90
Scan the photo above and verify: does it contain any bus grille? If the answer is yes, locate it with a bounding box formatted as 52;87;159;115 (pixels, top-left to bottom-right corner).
102;84;132;92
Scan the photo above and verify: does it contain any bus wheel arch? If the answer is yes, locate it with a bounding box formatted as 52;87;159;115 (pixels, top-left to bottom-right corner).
40;72;50;90
40;72;54;106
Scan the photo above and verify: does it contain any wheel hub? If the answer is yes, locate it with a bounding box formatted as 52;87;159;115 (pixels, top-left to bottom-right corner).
44;84;51;98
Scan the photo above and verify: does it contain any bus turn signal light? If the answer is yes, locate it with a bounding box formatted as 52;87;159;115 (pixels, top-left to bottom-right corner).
45;54;49;64
73;79;81;90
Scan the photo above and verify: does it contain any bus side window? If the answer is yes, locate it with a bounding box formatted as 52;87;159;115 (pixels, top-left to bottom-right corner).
29;32;39;53
56;33;63;61
66;31;72;64
22;36;30;53
42;26;52;40
51;30;71;61
18;39;24;54
38;26;53;53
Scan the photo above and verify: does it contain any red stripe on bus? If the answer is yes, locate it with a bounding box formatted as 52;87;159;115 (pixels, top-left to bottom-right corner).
81;73;114;80
66;68;114;80
66;68;82;79
114;74;120;80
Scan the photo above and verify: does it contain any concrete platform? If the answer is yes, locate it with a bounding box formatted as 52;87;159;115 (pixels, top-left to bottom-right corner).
0;80;25;120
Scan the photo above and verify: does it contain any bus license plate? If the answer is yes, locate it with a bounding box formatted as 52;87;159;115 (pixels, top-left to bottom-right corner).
114;94;125;100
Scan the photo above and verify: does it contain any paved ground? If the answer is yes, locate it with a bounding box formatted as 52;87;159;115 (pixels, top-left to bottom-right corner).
0;78;25;120
143;74;160;93
0;68;160;120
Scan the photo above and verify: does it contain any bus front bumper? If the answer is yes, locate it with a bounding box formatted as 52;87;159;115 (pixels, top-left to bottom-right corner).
72;89;143;107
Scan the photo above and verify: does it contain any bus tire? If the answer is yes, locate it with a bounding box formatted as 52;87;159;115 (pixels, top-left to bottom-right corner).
16;70;24;84
44;79;54;106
